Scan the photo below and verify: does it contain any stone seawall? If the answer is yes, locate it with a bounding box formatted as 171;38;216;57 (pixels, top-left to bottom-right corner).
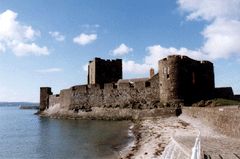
41;105;179;120
182;107;240;138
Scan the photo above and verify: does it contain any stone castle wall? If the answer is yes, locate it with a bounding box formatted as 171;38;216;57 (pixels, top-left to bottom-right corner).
49;94;60;107
46;73;160;111
214;87;234;99
158;55;214;106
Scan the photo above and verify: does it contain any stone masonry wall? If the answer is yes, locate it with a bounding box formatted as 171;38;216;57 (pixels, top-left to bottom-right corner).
88;58;122;85
182;107;240;138
51;73;161;111
49;94;60;107
60;88;73;109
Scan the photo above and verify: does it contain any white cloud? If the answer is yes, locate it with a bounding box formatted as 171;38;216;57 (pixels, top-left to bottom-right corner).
177;0;240;21
12;42;49;56
201;18;240;59
82;24;100;29
146;45;206;68
176;0;240;61
83;63;88;71
49;31;65;41
123;60;151;75
95;24;100;28
36;68;63;73
73;33;97;46
0;43;6;52
111;43;133;56
122;45;206;75
0;10;49;56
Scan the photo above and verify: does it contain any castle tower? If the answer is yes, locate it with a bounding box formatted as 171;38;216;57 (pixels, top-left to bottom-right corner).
158;55;214;106
88;58;122;85
159;55;182;105
39;87;52;111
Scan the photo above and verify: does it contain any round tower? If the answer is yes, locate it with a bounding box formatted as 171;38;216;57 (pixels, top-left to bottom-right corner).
158;55;183;105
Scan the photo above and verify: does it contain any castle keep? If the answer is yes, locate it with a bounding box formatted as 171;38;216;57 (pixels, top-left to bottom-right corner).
88;58;122;85
40;55;215;111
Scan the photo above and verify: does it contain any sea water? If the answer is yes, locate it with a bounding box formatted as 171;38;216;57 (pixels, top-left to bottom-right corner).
0;106;134;159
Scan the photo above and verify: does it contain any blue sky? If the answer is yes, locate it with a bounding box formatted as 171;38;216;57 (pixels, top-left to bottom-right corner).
0;0;240;102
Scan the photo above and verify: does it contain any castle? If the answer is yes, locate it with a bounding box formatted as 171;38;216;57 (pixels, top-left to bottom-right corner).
40;55;233;112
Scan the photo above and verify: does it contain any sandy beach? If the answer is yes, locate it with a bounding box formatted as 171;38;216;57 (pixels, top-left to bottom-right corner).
120;116;195;158
120;111;240;159
120;113;229;159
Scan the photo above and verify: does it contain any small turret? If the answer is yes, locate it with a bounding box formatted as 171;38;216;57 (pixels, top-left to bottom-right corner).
150;68;154;78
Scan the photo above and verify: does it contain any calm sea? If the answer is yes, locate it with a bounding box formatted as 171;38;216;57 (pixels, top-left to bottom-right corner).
0;106;134;159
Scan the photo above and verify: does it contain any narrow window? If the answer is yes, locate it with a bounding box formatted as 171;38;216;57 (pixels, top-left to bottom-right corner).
145;82;151;87
167;67;170;75
163;67;166;74
166;67;170;79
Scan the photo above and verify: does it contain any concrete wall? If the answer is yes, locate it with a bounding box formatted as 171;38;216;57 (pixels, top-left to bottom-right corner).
182;107;240;138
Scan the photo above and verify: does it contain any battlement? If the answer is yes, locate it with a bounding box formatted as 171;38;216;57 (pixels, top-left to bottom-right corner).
201;60;213;64
92;57;121;63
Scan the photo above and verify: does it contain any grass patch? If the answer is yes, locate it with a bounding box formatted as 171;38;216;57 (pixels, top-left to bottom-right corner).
209;98;240;106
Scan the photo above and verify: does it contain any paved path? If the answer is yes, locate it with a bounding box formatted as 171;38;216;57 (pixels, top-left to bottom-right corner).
176;111;240;159
173;135;240;159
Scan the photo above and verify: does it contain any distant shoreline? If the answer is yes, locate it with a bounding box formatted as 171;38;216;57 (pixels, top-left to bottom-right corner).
19;106;39;110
